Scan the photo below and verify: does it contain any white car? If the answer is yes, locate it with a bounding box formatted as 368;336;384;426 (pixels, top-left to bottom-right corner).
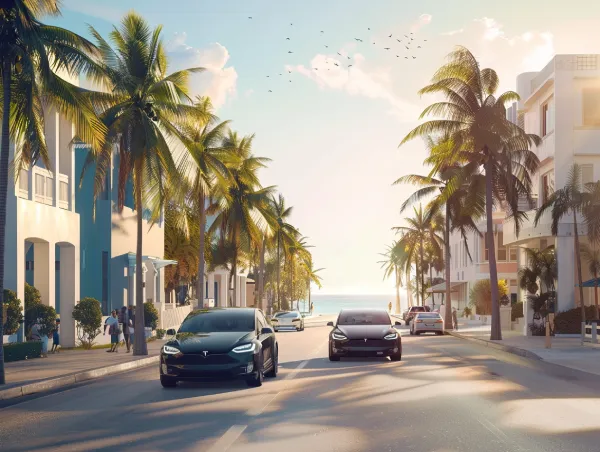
410;312;444;335
271;311;304;332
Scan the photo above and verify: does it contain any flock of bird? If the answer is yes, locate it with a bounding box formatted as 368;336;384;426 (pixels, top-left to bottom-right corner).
246;19;429;93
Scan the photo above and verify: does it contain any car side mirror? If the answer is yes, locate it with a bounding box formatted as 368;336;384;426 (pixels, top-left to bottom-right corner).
166;328;176;336
261;327;274;335
327;321;334;327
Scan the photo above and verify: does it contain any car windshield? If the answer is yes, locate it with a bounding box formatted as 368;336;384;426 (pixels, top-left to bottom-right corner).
276;312;299;318
411;307;427;312
274;312;289;318
337;311;390;325
417;313;440;319
179;310;255;333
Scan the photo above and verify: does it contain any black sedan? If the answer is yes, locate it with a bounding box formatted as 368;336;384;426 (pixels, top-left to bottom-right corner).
160;308;278;388
327;308;402;361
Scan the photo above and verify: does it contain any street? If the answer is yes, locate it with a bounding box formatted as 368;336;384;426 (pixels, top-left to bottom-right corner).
1;325;600;452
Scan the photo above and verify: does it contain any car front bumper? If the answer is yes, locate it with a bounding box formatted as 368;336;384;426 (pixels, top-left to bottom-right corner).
331;338;401;357
160;351;258;380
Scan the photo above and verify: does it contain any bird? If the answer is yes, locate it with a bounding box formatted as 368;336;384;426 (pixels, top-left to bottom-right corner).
321;30;324;33
347;56;351;59
314;68;318;70
288;51;293;54
424;39;428;42
405;46;409;49
372;42;376;44
266;75;270;78
268;90;272;92
410;32;414;35
384;47;390;50
290;23;293;26
404;56;408;59
412;56;416;59
286;37;290;40
418;46;421;48
388;34;392;37
348;65;353;68
404;34;409;38
397;39;402;43
337;52;342;56
288;70;292;73
248;16;252;19
334;63;339;66
279;73;283;76
368;27;371;30
396;55;400;58
354;38;363;42
325;45;329;48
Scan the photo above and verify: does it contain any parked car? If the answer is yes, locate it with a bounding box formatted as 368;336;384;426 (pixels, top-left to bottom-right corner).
159;308;278;388
410;312;444;336
405;306;431;325
401;309;410;322
327;308;402;361
271;311;304;331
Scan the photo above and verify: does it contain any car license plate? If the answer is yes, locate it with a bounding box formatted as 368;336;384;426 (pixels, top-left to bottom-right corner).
425;323;434;327
377;351;383;355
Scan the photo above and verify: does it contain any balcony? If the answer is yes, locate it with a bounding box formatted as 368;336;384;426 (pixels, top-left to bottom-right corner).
503;208;587;245
17;166;70;210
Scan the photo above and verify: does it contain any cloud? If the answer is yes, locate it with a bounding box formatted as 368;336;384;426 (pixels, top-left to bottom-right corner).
289;53;421;122
442;29;465;36
166;33;238;108
411;14;432;33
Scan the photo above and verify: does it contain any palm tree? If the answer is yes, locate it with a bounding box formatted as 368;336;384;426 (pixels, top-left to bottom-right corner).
270;194;298;308
395;205;443;306
581;245;600;319
379;241;407;314
83;12;201;355
0;0;106;384
401;47;541;340
210;132;275;307
176;97;233;305
301;255;323;313
535;164;589;323
287;236;311;310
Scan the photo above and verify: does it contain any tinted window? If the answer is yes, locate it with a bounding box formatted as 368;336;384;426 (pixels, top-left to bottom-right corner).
274;312;289;318
277;312;300;318
416;313;441;319
338;311;390;325
411;307;426;312
179;310;255;333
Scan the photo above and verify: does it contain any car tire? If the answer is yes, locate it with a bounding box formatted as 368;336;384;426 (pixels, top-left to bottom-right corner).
409;329;414;335
436;331;443;336
160;376;177;388
274;328;279;333
415;331;421;335
390;352;402;361
329;344;341;361
266;348;278;378
247;365;264;387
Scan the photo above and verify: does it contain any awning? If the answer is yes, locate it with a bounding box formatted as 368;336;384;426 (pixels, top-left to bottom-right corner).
126;253;177;269
427;282;463;294
577;278;600;288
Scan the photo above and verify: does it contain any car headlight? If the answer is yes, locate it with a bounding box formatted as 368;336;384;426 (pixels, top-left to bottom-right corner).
232;343;256;353
163;345;181;355
384;332;398;340
332;331;348;341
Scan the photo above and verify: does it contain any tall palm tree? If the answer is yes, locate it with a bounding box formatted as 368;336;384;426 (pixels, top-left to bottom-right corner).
535;164;589;323
83;12;200;355
401;46;540;340
287;236;311;309
270;194;298;308
301;255;323;313
395;205;443;306
581;245;600;318
379;241;407;314
0;0;106;384
210;132;275;307
176;97;233;305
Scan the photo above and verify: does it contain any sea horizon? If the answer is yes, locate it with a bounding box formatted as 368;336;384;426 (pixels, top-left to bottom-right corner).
301;293;399;315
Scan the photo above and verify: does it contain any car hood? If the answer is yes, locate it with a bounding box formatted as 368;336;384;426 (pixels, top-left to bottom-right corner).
166;331;255;354
335;324;395;339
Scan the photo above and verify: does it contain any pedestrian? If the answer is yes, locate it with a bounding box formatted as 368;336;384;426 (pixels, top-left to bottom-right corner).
50;318;60;353
388;302;392;313
128;305;135;347
452;307;459;331
104;310;120;352
120;306;132;352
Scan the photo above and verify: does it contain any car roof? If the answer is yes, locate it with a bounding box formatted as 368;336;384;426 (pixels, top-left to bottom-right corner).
189;307;257;315
339;308;388;314
415;312;440;316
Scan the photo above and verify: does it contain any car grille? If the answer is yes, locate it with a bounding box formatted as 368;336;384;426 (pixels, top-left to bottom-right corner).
346;339;389;348
177;353;236;365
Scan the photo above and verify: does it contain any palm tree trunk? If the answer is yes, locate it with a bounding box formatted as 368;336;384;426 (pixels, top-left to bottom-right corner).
485;164;502;341
197;193;206;306
290;257;294;309
444;205;453;329
134;161;148;355
573;209;586;323
0;60;12;384
419;243;426;305
258;237;266;310
429;265;433;307
276;232;281;309
232;244;238;307
593;271;599;320
394;265;401;314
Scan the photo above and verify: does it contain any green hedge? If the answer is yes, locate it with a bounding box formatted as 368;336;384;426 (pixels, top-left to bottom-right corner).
3;341;42;362
511;302;524;321
554;306;597;334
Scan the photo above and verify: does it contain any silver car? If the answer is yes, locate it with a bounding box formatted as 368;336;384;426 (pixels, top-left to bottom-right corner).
410;312;444;335
271;311;305;332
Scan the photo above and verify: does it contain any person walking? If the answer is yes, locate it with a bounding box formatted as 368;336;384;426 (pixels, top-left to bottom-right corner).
50;318;60;354
120;306;132;352
452;307;459;331
388;302;392;313
104;310;120;352
128;305;135;346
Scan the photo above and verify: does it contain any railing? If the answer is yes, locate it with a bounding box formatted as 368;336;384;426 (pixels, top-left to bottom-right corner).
33;167;54;206
18;166;70;210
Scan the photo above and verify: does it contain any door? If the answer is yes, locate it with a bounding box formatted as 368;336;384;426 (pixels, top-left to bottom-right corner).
257;312;273;369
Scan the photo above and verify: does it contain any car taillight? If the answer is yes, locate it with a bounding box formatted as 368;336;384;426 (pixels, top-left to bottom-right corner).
434;320;443;323
416;319;424;323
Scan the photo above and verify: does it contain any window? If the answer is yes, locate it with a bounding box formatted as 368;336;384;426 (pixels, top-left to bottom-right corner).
474;232;479;262
577;55;598;70
541;98;554;136
337;311;391;325
583;88;600;126
102;251;109;315
59;181;68;205
26;261;34;271
463;242;468;267
541;172;554;204
179;310;255;333
498;231;507;261
581;165;594;186
55;261;60;271
19;170;28;192
35;173;45;196
510;247;518;262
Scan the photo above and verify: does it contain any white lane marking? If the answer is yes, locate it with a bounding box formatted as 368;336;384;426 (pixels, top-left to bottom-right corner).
246;392;280;416
207;425;247;452
284;359;309;381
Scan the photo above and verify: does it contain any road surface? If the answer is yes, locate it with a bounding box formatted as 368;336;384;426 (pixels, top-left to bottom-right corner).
1;324;600;451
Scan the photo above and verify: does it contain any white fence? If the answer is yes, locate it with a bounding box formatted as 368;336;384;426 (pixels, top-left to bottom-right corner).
155;303;192;330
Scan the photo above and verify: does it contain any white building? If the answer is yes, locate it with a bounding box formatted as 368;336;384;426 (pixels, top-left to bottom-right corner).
504;54;600;333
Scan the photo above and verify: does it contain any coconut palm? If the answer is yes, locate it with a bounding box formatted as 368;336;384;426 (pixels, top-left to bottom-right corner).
286;236;312;310
83;12;202;355
379;241;407;314
302;255;323;313
535;164;589;323
0;0;107;383
176;97;233;305
581;245;600;319
401;46;541;340
270;194;299;307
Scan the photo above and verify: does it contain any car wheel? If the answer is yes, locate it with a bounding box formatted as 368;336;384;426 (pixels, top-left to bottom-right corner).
266;348;278;378
274;328;278;332
409;329;414;335
247;364;264;387
300;322;305;331
328;343;341;361
436;331;443;336
390;352;402;361
160;376;177;388
415;331;421;335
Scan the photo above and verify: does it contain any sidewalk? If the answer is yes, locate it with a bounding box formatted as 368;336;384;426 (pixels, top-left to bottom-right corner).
1;340;164;400
449;321;600;377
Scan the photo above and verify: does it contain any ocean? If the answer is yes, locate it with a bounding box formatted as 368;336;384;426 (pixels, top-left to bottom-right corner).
300;294;396;315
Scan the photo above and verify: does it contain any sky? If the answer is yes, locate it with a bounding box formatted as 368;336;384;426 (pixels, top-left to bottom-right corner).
52;0;600;295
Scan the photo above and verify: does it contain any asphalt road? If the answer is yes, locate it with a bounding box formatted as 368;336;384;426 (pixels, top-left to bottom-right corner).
1;325;600;452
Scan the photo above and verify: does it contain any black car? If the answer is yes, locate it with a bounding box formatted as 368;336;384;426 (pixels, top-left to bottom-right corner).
327;308;402;361
160;308;278;388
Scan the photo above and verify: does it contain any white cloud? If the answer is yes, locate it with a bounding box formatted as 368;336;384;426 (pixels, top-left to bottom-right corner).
166;33;238;108
411;14;432;33
442;29;465;36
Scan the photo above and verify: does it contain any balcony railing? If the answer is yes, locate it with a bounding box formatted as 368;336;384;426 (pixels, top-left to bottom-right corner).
18;166;70;210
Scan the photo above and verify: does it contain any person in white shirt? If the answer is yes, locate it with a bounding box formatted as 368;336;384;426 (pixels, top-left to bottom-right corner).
104;310;120;352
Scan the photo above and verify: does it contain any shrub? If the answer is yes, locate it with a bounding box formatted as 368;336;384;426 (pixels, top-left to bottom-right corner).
156;328;166;339
24;283;42;333
27;304;57;337
3;289;24;335
511;302;524;322
469;279;509;315
462;306;472;318
144;302;159;330
528;322;546;336
554;306;597;334
2;341;42;362
72;298;103;349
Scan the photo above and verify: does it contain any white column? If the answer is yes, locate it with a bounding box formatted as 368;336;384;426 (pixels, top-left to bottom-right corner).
59;245;78;347
127;265;135;307
518;245;533;336
207;273;215;300
50;110;60;208
34;241;55;308
240;276;247;307
219;273;228;307
557;235;576;312
235;275;241;307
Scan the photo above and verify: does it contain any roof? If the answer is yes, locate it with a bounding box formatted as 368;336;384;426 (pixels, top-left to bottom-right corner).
427;282;462;294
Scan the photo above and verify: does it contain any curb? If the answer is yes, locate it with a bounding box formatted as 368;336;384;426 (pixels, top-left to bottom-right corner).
0;355;159;401
445;330;543;361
